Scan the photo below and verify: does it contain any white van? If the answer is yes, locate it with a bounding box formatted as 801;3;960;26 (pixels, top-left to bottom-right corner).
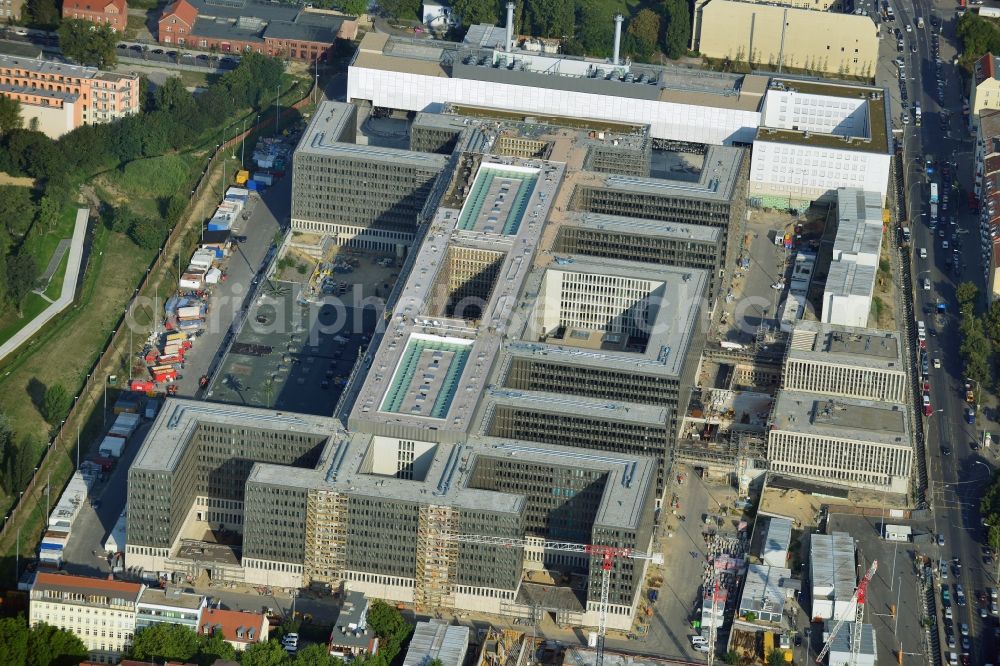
689;635;708;646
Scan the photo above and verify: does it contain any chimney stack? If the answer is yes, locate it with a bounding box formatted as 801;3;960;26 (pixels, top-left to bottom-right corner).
506;2;515;52
612;14;624;66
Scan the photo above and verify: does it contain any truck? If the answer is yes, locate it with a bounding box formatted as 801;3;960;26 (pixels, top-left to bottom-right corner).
235;169;250;185
915;104;922;127
917;16;924;28
930;203;938;222
930;182;939;204
98;435;126;458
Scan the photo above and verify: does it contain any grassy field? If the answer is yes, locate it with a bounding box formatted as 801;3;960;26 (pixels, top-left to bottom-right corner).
42;251;71;301
0;206;80;349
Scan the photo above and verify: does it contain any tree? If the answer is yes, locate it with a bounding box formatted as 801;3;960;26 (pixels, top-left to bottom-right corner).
36;195;62;232
523;0;574;39
26;621;88;666
0;96;22;136
42;384;72;426
575;0;616;57
163;194;188;226
127;623;201;663
367;600;412;663
293;643;340;665
627;9;661;55
451;0;499;29
24;0;60;29
196;631;236;666
128;216;166;250
986;300;1000;348
5;251;38;314
0;617;29;666
107;205;134;233
7;434;41;495
663;0;691;59
0;185;37;239
241;639;292;666
0;413;15;494
767;649;787;666
340;0;368;15
722;651;740;665
155;76;196;115
957;281;979;309
378;0;421;20
58;20;118;68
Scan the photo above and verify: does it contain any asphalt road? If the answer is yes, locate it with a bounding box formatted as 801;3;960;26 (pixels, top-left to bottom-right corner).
170;163;288;397
889;0;999;663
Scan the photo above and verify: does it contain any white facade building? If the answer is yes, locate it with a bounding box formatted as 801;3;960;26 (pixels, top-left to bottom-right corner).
768;391;912;493
785;321;907;403
750;80;892;209
821;189;884;328
30;573;143;664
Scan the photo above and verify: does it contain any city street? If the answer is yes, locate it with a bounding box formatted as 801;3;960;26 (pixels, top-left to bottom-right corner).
887;0;999;663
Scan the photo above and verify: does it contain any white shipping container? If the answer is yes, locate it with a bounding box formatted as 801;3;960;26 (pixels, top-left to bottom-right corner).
177;306;203;320
189;250;216;269
99;435;126;458
114;412;140;432
104;510;128;554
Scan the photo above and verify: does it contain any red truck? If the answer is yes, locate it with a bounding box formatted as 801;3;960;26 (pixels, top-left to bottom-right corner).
130;379;155;392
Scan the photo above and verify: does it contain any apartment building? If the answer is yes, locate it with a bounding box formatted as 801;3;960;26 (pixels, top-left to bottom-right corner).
29;573;143;664
692;0;878;78
977;109;1000;300
821;188;884;327
158;0;357;62
62;0;127;31
198;608;269;649
135;588;206;632
785;322;906;403
0;54;140;138
972;53;1000;120
768;391;912;493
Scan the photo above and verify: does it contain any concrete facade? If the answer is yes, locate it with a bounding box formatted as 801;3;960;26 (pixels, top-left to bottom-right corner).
821;188;884;328
0;54;139;137
695;0;878;78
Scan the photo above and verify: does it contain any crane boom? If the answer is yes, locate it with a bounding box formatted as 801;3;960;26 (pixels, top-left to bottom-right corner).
443;534;663;666
816;560;878;664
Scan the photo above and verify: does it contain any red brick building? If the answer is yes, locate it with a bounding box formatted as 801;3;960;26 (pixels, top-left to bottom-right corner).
62;0;127;31
157;0;357;62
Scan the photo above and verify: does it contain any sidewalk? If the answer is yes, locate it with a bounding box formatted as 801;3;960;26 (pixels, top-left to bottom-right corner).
0;209;88;363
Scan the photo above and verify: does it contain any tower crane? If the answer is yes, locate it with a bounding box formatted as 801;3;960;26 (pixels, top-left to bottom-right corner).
816;560;878;666
443;534;664;666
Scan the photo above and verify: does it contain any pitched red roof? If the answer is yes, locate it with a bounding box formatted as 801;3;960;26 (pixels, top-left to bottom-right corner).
34;572;142;597
199;608;267;645
63;0;126;13
161;0;197;27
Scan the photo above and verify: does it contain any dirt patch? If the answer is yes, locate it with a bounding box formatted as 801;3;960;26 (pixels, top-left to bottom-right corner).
0;172;36;188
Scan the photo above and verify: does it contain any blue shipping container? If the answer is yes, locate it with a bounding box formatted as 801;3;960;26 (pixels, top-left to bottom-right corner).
40;543;64;551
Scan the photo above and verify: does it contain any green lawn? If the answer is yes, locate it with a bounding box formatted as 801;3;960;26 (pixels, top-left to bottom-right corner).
0;295;49;346
43;250;71;301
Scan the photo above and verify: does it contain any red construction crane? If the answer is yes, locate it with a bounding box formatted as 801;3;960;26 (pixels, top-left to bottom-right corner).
443;534;663;666
816;560;878;665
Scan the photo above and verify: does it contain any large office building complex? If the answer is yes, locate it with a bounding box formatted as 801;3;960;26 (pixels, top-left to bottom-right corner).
128;101;758;630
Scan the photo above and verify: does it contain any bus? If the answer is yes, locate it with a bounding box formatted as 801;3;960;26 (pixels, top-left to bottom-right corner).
930;182;939;204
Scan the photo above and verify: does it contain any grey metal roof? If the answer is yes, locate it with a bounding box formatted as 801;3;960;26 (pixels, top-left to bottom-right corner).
0;83;79;103
138;587;206;610
190;17;265;43
189;0;299;22
403;621;470;666
738;563;790;617
824;621;876;657
810;532;856;600
762;517;792;564
0;53;98;78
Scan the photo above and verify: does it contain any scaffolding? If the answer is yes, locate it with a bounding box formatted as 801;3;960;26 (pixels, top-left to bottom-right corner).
304;489;348;585
415;504;459;611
